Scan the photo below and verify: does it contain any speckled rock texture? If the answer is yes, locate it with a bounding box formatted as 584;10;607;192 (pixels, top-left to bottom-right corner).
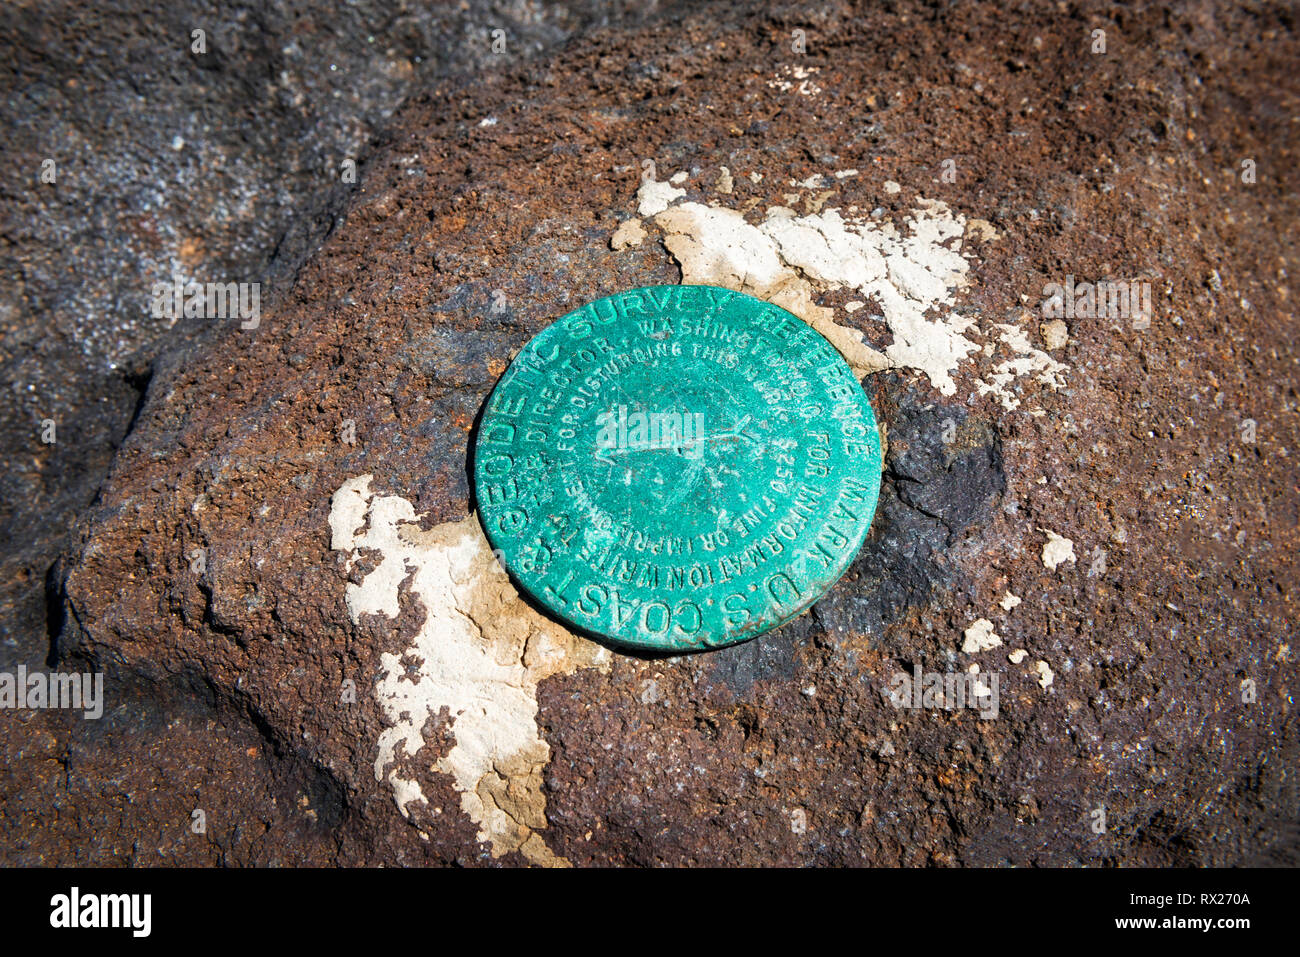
4;0;1297;865
0;0;685;666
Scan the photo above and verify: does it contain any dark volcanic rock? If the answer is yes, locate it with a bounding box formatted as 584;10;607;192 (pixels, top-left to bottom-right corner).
0;0;701;666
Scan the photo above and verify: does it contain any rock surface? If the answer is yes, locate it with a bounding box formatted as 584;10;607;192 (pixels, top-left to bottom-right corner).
4;0;1298;865
0;0;694;666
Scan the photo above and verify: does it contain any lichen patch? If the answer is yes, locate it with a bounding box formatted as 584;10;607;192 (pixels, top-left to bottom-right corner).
976;322;1069;411
649;192;978;387
329;475;610;866
636;176;685;217
610;218;646;250
624;173;1070;409
1040;529;1077;571
962;617;1002;653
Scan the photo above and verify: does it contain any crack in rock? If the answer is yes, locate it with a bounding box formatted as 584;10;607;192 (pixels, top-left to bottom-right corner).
329;475;610;866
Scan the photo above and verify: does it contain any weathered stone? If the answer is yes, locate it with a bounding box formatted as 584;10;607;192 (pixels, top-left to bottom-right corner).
4;0;1297;866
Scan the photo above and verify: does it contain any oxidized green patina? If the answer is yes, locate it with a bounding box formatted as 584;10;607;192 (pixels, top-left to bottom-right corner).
474;285;882;651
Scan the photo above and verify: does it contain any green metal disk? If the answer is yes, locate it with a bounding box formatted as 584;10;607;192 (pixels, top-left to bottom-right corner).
474;285;881;652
